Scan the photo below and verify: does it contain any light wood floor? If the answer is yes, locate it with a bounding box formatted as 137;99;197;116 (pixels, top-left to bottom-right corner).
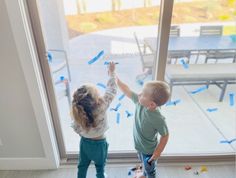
0;162;235;178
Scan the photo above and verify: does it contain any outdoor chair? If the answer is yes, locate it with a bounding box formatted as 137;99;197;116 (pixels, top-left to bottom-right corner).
47;49;71;105
167;50;191;64
134;32;154;71
200;25;223;36
170;25;180;37
205;49;236;63
194;25;223;63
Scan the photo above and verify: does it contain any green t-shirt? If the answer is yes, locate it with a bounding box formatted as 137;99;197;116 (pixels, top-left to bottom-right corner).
131;92;169;154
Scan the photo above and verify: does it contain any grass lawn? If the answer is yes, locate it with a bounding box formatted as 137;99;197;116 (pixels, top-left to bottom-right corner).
65;0;236;38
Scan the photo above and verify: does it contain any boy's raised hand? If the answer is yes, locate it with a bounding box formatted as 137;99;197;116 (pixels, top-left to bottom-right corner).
115;76;133;99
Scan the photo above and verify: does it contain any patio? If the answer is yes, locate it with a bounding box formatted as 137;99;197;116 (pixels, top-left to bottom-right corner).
52;25;236;155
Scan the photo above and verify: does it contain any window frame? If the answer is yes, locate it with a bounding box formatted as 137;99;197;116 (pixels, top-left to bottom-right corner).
26;0;235;163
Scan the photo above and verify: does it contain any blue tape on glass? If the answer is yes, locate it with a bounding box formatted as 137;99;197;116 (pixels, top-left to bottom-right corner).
118;94;125;101
125;110;133;118
47;52;52;62
116;113;120;124
180;59;189;69
190;85;208;94
137;79;144;86
96;83;106;89
60;76;65;81
104;61;119;65
88;50;104;64
230;35;236;42
206;108;218;112
220;138;236;144
229;93;235;106
165;99;181;106
110;103;121;111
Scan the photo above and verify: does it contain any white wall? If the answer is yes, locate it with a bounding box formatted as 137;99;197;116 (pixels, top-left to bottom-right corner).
0;0;59;170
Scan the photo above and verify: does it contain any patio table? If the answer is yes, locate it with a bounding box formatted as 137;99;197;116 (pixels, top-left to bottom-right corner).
143;36;236;102
144;36;236;52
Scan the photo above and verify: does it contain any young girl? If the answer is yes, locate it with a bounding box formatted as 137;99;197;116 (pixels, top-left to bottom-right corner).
71;62;117;178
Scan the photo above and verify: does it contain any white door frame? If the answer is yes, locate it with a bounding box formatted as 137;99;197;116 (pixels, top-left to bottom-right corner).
0;0;60;169
25;0;67;159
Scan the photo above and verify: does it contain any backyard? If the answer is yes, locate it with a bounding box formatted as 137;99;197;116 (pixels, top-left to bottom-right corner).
48;0;236;154
65;0;236;38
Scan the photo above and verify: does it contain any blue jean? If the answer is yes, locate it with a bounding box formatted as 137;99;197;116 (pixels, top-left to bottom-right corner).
77;137;108;178
138;152;157;178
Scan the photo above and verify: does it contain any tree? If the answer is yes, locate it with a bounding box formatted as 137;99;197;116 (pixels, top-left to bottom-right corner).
112;0;121;11
76;0;87;14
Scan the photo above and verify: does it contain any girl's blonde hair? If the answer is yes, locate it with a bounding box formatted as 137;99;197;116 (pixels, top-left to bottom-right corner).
71;84;101;131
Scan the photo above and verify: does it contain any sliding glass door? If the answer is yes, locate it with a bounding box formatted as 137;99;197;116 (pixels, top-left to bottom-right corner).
26;0;235;160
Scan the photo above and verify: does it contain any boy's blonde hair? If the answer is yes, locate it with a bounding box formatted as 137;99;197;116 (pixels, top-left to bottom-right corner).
145;81;170;106
71;84;101;131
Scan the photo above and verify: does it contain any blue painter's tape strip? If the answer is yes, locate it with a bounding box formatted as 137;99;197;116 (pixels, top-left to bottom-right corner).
110;103;121;111
97;50;104;58
47;52;52;59
60;76;65;81
220;138;236;144
180;59;189;69
116;113;120;124
47;52;52;62
137;79;144;86
88;50;104;64
96;83;106;89
125;110;133;118
118;94;125;101
104;61;119;65
165;99;181;106
229;93;235;106
206;108;218;112
190;85;208;94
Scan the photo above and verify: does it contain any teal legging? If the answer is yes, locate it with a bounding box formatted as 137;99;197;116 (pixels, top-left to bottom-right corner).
77;137;108;178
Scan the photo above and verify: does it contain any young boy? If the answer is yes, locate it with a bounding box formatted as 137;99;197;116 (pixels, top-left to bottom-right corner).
116;78;170;178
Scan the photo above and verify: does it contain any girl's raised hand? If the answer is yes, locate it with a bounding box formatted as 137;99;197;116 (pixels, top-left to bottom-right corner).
108;61;115;75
